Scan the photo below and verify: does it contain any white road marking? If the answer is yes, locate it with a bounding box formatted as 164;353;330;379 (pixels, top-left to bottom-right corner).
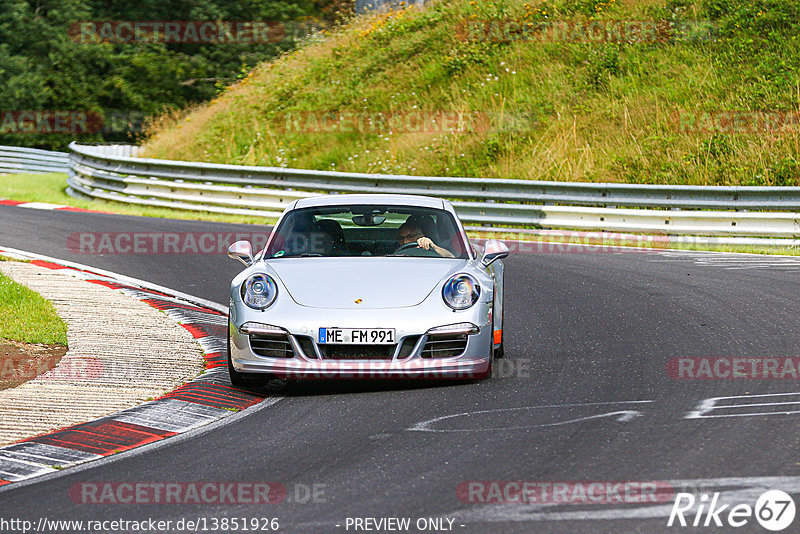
686;392;800;419
650;250;800;271
408;400;652;432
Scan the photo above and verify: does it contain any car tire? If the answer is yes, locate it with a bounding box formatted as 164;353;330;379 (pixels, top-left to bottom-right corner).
227;323;272;388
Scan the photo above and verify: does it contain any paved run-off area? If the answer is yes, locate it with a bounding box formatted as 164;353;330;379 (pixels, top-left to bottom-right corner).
0;260;205;445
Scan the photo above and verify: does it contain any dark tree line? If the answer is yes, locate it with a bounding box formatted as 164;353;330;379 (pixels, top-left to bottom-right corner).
0;0;350;149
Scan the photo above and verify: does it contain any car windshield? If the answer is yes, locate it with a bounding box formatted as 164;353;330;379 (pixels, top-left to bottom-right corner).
265;205;469;259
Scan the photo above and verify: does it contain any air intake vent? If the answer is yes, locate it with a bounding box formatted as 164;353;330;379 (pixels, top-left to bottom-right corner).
422;334;467;358
249;333;294;358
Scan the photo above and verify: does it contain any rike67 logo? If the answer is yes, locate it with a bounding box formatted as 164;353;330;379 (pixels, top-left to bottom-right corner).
668;490;795;531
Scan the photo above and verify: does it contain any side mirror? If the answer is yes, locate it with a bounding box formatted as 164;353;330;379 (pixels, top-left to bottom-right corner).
227;240;254;266
481;239;509;267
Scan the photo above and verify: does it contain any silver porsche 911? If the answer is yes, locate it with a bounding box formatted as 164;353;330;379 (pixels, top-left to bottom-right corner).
226;194;508;385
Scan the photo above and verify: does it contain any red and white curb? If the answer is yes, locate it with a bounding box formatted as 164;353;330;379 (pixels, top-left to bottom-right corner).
0;249;275;487
0;199;108;213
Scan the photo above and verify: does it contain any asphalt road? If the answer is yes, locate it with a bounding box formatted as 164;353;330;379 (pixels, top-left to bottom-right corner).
2;205;800;533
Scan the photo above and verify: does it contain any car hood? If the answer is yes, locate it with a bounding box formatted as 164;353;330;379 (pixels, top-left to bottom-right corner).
267;257;467;309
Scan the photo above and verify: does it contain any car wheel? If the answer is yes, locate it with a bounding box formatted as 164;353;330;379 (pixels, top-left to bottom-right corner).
227;323;272;388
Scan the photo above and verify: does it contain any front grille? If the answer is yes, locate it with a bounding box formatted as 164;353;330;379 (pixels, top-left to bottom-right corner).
249;333;294;358
422;334;468;358
318;344;395;360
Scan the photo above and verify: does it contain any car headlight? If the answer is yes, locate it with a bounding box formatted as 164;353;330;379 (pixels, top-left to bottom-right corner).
442;274;481;310
241;274;278;310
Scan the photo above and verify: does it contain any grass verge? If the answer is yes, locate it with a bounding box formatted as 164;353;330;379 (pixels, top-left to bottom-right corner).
0;172;277;225
0;268;67;345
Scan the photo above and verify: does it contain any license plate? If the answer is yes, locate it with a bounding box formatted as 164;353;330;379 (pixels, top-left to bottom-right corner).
318;328;395;345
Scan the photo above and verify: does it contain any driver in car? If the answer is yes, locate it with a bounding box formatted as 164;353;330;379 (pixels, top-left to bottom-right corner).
396;221;455;258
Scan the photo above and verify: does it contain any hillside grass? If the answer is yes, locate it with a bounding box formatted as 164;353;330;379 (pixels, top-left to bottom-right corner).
142;0;800;186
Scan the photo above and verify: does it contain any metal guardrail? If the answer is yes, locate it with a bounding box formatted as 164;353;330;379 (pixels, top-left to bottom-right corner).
66;142;800;238
0;145;69;174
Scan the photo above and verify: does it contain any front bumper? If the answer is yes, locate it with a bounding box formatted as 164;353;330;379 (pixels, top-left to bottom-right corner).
229;320;492;380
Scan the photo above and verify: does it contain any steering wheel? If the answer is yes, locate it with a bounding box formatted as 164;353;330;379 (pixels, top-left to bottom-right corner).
393;241;439;257
394;242;421;252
